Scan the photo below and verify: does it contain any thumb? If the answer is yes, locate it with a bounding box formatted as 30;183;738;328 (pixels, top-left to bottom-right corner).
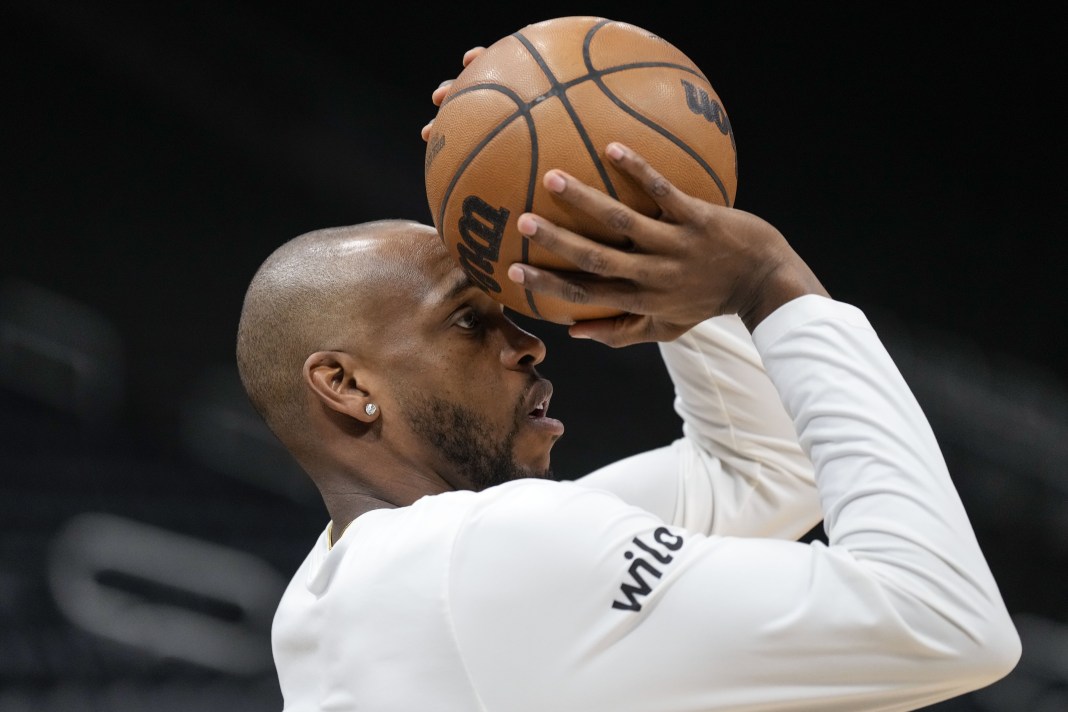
569;314;652;348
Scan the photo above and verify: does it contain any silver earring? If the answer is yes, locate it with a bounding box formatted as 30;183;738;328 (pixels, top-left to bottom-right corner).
364;403;378;416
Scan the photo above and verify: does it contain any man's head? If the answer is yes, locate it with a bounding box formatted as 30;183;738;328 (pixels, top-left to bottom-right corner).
236;220;563;506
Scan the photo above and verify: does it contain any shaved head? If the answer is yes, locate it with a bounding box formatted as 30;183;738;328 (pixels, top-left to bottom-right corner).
236;219;439;451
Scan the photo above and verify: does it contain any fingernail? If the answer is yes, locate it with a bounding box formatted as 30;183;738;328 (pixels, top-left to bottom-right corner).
545;171;566;193
438;80;452;88
517;214;537;235
570;330;591;339
507;264;526;284
606;143;624;160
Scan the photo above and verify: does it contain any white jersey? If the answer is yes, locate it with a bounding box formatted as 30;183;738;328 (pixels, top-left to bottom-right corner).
272;296;1020;711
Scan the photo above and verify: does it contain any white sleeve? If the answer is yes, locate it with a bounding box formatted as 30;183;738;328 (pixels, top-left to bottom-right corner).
577;313;821;540
450;297;1020;712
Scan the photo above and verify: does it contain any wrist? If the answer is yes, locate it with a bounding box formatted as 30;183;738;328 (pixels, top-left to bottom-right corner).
737;258;829;333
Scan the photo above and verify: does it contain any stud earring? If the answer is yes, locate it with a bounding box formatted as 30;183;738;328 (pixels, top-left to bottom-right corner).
364;403;378;416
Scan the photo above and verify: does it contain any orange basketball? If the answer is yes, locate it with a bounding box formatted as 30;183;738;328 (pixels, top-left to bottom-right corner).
424;16;737;323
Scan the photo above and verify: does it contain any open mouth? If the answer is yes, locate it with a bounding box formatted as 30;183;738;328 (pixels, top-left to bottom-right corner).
522;379;564;437
524;379;553;419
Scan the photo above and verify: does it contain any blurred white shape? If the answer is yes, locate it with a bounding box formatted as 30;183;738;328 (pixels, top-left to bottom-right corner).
871;308;1068;494
0;678;282;712
47;512;286;676
0;279;123;427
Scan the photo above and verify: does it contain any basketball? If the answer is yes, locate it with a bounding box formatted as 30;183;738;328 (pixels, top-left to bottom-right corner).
424;16;737;323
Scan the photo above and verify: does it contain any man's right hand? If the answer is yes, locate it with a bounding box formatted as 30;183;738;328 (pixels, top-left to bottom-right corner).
506;142;830;346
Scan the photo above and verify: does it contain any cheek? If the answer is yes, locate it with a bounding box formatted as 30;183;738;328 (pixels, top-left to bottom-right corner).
468;378;516;422
390;337;512;412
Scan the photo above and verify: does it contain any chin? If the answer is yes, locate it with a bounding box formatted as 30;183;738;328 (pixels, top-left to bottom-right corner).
513;451;555;482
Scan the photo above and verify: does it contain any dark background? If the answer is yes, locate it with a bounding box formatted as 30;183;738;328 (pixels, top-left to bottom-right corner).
2;2;1064;710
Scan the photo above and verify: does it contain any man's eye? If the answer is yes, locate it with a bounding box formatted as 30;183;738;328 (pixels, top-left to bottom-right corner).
456;311;481;330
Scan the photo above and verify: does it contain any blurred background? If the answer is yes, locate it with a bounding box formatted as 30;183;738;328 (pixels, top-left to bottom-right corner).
2;1;1064;710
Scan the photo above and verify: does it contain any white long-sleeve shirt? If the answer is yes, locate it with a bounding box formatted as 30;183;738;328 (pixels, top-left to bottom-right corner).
272;296;1020;711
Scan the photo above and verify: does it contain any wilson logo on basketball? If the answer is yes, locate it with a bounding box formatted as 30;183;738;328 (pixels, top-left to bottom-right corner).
681;79;732;137
456;196;509;294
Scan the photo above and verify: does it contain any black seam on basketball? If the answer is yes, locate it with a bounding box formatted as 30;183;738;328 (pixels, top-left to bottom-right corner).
564;61;706;89
435;84;529;232
522;106;541;318
512;30;618;201
578;20;705;82
523;63;702;110
434;82;544;319
512;28;617;320
440;82;521;108
583;19;613;59
595;80;732;206
581;26;732;207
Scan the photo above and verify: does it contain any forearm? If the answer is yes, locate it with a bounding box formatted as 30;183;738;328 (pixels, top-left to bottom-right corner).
581;311;824;538
753;295;1021;680
658;313;821;538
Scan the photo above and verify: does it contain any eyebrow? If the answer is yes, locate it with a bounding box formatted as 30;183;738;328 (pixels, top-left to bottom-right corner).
442;273;478;303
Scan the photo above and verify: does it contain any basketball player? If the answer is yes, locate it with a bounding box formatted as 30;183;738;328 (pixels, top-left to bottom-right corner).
234;64;1020;712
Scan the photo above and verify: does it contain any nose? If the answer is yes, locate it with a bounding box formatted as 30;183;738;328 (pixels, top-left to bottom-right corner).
501;319;546;369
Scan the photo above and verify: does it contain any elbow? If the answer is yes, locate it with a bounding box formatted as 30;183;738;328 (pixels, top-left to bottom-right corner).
971;613;1022;686
893;584;1023;694
949;608;1022;691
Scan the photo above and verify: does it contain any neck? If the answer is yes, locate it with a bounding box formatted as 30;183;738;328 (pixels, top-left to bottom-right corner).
305;438;462;541
319;467;458;544
331;490;399;513
324;491;397;546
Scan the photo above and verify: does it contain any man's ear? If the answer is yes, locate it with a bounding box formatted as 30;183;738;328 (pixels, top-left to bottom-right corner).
303;351;379;423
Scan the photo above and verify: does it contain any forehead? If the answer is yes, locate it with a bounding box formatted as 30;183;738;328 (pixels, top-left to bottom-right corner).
369;227;474;309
